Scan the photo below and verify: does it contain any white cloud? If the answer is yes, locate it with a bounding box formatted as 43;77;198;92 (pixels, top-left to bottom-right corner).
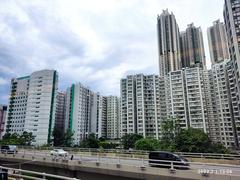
0;77;8;85
0;0;225;102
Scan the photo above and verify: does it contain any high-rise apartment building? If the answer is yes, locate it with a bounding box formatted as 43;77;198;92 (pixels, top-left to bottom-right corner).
165;71;188;129
106;96;120;139
55;91;66;132
0;105;7;139
180;23;206;69
4;70;58;145
207;20;230;65
65;83;114;144
165;68;210;133
120;71;214;140
224;0;240;147
65;83;93;145
209;60;236;148
157;9;181;76
91;93;107;139
120;74;161;139
184;68;208;132
5;76;29;135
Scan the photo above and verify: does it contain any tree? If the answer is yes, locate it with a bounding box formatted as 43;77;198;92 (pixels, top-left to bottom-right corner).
63;129;74;147
160;118;181;151
0;132;35;145
121;134;143;149
161;118;181;142
79;133;99;148
52;127;64;146
98;137;106;142
135;138;161;151
20;131;34;145
99;141;118;149
87;133;99;148
175;128;211;153
209;142;230;154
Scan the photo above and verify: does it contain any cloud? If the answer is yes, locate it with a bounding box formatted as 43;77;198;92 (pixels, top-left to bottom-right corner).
0;0;224;104
0;78;8;85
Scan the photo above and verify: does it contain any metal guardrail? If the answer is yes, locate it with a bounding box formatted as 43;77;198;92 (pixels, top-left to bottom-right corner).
16;146;240;160
0;165;80;180
1;151;240;179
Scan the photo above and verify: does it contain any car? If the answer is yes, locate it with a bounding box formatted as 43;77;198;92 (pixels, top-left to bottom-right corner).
50;149;68;157
148;151;189;169
1;145;18;154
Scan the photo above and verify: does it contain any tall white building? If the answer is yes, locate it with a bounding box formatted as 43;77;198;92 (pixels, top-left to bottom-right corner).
91;93;107;139
165;67;211;133
106;96;120;139
165;70;188;129
65;83;116;144
210;60;236;148
120;74;161;139
120;69;219;140
4;70;58;145
65;83;93;145
224;0;240;147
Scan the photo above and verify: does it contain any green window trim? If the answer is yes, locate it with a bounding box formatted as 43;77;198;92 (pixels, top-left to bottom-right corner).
70;84;75;130
48;71;57;143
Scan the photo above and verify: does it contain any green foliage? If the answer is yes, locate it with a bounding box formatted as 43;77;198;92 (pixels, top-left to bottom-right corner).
0;132;34;145
99;141;118;149
20;131;34;145
207;142;230;154
98;137;106;142
121;134;143;149
161;118;181;143
62;129;74;147
132;122;230;153
175;128;210;152
52;127;64;146
135;138;161;151
79;133;99;148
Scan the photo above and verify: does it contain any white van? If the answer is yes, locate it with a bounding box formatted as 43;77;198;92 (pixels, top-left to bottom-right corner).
1;145;18;154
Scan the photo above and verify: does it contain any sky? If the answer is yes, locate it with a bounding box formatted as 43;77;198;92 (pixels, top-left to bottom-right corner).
0;0;224;104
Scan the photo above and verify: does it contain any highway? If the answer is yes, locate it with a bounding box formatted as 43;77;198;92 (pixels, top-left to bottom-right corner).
14;150;240;177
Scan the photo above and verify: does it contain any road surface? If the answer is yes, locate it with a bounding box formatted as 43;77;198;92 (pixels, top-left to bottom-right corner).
12;150;240;176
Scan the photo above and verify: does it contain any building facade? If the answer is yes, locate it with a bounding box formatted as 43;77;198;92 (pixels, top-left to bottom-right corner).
157;9;181;77
4;70;58;145
209;60;236;148
106;96;120;139
180;23;206;69
91;93;107;139
224;0;240;147
65;83;121;143
165;70;188;129
55;91;66;132
165;68;211;133
65;83;93;145
120;74;161;139
0;105;7;139
120;70;218;141
207;20;230;65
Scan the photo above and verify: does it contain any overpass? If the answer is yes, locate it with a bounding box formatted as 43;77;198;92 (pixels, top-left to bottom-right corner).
0;150;239;180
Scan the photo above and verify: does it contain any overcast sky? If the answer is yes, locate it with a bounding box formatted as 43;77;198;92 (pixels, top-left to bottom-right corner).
0;0;224;104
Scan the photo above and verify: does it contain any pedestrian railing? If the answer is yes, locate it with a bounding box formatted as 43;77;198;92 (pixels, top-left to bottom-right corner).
0;165;80;180
1;151;240;179
17;146;240;160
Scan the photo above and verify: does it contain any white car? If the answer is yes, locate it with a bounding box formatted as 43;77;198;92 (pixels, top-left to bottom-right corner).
50;149;68;157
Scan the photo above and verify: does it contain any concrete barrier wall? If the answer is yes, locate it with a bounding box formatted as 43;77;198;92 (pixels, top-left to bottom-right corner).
0;153;239;180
